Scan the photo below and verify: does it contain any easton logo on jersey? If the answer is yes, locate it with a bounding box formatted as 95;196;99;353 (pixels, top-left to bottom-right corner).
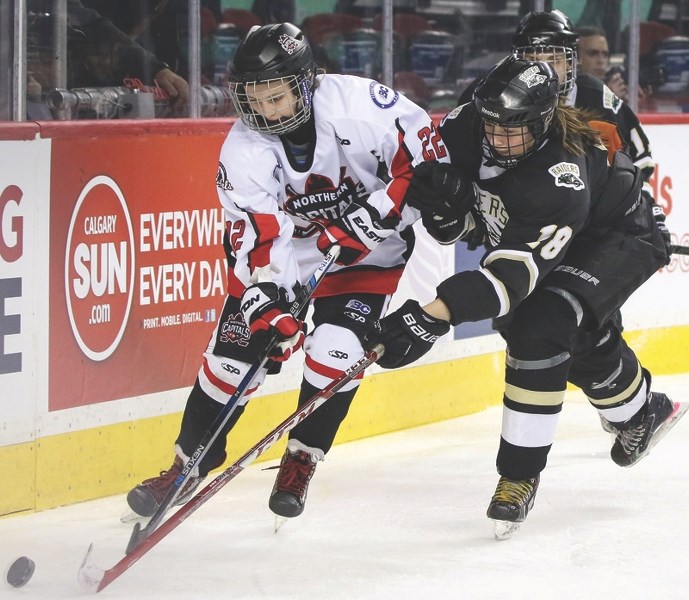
548;162;585;190
284;167;367;226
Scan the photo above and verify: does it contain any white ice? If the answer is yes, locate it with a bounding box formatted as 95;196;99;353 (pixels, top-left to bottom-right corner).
2;373;689;600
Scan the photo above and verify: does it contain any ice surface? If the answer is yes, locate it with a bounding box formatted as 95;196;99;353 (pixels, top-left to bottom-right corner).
2;374;688;599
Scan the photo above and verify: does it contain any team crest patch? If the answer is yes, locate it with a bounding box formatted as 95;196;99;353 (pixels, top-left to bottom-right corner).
216;162;233;191
278;34;298;55
369;82;399;108
548;162;585;190
519;65;547;88
442;104;464;124
603;86;623;114
219;312;250;346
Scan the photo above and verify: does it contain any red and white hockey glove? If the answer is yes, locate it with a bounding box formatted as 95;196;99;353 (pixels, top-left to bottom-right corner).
240;282;305;362
317;201;397;266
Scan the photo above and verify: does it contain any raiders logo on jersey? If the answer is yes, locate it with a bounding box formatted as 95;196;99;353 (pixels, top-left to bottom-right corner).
548;162;585;190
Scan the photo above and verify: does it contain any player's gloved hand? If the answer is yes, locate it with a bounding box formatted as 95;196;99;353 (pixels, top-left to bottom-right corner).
362;299;450;369
240;282;305;362
465;210;487;251
317;200;397;266
270;326;307;362
421;211;466;244
404;161;475;217
651;203;672;265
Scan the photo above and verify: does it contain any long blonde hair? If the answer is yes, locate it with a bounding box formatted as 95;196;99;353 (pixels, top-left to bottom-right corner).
553;106;605;156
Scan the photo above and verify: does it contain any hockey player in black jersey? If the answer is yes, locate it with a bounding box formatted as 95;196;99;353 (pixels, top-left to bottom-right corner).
458;9;672;261
367;56;687;539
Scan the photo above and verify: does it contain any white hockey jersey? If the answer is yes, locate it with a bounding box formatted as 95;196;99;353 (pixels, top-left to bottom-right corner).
216;73;447;299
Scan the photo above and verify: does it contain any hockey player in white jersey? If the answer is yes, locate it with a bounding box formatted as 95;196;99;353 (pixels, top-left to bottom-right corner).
126;22;445;521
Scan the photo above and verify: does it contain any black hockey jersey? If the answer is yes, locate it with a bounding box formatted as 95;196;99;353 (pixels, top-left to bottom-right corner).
434;103;630;326
568;74;654;178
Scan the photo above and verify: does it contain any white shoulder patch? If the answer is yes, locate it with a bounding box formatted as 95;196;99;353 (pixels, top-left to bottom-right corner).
369;82;399;108
442;103;465;125
602;85;623;114
548;162;585;190
216;162;233;191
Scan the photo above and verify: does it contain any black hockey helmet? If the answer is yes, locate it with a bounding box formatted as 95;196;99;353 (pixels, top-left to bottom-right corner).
228;23;317;134
512;10;579;96
474;55;559;168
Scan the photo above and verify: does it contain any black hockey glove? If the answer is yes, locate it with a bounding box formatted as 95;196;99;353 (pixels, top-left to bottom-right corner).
364;299;450;369
240;282;306;362
421;211;466;245
317;200;398;266
404;161;475;218
651;203;672;265
465;210;488;251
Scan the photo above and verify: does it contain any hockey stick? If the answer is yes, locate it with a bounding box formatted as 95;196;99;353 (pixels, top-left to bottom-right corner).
78;344;384;593
125;245;341;554
670;244;689;256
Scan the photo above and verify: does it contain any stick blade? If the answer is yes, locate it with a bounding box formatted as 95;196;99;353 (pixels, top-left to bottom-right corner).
77;543;105;593
126;521;148;555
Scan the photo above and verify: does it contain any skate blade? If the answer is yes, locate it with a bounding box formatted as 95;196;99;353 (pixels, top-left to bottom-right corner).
274;516;289;534
492;519;521;541
638;401;689;463
120;508;149;525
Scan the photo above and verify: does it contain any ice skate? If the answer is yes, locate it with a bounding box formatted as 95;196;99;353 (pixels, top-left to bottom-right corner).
126;452;225;517
486;475;540;541
268;439;324;519
610;392;688;467
273;515;289;533
119;508;147;524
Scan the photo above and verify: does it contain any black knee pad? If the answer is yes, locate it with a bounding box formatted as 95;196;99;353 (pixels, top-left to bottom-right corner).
503;289;580;390
505;289;580;359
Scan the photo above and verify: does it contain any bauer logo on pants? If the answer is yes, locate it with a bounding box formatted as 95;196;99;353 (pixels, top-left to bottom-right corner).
64;176;136;361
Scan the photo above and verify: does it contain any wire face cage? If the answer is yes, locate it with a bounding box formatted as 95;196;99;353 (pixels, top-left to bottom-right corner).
229;74;313;134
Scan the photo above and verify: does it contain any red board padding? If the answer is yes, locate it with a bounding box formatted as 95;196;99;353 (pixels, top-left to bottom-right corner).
0;122;41;140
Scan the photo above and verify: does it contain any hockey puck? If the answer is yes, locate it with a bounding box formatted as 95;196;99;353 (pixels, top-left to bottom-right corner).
6;556;35;588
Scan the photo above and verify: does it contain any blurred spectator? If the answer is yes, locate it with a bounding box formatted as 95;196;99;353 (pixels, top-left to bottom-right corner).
577;26;611;80
27;0;189;115
577;26;633;102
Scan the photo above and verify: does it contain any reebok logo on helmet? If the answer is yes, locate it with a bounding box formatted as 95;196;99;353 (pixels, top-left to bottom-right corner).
481;107;501;118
